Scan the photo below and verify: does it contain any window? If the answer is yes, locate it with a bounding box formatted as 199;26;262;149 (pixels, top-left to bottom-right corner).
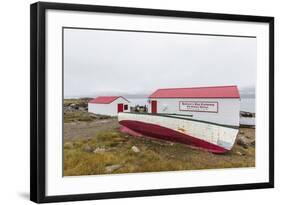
124;104;128;110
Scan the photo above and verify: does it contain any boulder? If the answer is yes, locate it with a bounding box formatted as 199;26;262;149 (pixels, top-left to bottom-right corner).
131;146;140;153
94;147;106;153
105;164;122;173
237;132;256;149
88;113;98;118
250;140;255;146
237;136;249;149
79;107;86;111
64;142;74;149
70;103;79;110
236;151;245;156
82;144;93;152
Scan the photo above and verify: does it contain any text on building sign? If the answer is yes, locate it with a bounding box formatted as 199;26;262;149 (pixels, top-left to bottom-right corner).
179;101;218;112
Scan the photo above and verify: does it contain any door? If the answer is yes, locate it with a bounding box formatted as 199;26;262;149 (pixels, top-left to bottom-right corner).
117;103;123;113
151;100;157;113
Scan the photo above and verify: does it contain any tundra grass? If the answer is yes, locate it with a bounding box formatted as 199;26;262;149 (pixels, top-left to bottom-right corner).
63;130;255;176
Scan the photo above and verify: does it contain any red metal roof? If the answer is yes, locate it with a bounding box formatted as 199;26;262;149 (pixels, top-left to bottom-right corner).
89;96;124;104
149;86;240;98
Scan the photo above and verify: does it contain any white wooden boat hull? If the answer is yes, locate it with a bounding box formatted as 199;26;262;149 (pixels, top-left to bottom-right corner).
118;113;239;153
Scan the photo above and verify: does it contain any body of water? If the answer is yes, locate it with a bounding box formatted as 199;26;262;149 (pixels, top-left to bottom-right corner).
128;98;255;113
240;98;255;113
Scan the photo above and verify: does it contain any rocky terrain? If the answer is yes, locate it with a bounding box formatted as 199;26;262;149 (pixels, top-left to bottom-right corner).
64;98;113;123
63;99;255;176
64;98;90;112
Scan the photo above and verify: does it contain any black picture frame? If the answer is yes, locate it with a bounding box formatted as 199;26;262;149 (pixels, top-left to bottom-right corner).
30;2;274;203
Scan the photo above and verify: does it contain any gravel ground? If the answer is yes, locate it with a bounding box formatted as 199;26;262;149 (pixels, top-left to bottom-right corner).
64;119;120;140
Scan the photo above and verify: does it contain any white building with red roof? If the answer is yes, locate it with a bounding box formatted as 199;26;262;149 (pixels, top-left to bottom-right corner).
148;85;240;126
88;96;130;116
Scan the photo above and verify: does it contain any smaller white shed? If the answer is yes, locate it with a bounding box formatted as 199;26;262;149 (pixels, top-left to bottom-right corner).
88;96;130;116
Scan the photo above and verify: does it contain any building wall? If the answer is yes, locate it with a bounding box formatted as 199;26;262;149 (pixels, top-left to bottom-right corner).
148;98;240;126
88;97;130;116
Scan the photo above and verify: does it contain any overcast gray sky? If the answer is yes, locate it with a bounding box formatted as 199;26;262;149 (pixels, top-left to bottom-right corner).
64;28;256;98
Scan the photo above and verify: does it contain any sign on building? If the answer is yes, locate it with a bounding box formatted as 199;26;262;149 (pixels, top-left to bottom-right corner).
179;101;218;113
